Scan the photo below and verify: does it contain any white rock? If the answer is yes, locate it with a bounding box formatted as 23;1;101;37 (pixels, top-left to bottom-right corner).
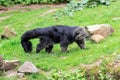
18;62;39;73
17;73;25;78
6;70;17;77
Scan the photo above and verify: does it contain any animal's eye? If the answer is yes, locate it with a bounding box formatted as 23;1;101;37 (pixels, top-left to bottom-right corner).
76;32;79;35
76;31;80;34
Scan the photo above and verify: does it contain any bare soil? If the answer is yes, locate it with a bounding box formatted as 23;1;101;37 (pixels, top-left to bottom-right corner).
0;4;66;12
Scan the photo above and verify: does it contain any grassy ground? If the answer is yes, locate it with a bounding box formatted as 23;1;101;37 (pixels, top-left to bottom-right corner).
0;0;120;79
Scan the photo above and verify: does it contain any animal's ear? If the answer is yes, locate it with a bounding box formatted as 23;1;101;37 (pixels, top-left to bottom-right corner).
84;27;91;38
84;26;88;31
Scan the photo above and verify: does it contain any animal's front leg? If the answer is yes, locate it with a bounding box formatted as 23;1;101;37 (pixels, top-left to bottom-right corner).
60;36;69;52
76;39;86;49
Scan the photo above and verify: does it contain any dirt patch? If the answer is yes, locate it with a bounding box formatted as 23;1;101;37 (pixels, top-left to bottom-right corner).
39;9;57;17
0;15;11;22
0;4;66;13
0;6;8;11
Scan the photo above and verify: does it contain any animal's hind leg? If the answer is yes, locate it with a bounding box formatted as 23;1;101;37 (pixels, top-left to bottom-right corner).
45;45;53;53
38;36;54;53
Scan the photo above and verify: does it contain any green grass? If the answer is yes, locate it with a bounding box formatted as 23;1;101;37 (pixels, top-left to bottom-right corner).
0;1;120;79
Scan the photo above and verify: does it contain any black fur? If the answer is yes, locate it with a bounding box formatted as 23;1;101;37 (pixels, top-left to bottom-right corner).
36;36;54;53
21;25;87;53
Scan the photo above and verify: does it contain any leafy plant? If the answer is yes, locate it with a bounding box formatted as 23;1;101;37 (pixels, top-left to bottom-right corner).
55;0;110;17
47;69;86;80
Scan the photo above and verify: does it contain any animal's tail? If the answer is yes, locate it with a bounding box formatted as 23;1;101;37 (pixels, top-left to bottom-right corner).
21;29;39;53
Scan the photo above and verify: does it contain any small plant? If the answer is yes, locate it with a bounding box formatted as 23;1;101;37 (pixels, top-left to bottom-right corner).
54;0;110;17
47;69;86;80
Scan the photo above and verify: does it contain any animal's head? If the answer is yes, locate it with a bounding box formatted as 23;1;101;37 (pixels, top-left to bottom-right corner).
73;27;87;40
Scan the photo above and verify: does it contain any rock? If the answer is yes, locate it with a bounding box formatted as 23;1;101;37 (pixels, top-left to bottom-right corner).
6;70;17;77
0;56;4;75
2;60;20;71
80;59;102;73
86;24;114;38
91;35;105;43
80;59;103;80
18;62;39;74
1;26;17;39
17;73;25;78
107;60;120;79
0;56;4;67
